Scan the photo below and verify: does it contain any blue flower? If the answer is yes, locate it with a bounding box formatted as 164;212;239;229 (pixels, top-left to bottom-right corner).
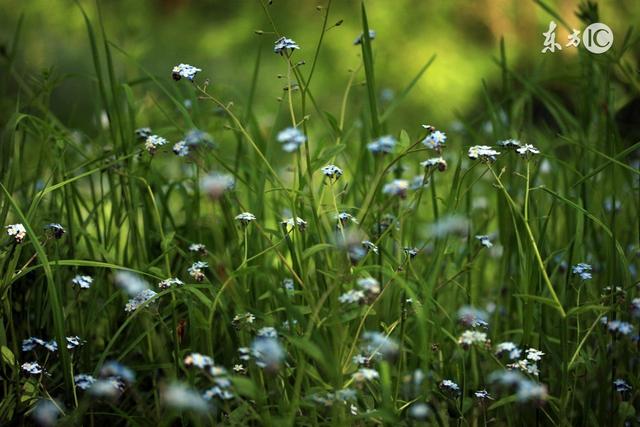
367;135;396;154
422;129;447;150
124;289;157;312
277;127;306;152
571;263;592;280
71;275;93;289
353;30;376;45
274;37;300;55
44;223;65;239
172;64;202;81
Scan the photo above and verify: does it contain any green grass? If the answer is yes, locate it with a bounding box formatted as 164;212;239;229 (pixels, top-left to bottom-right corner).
1;1;639;426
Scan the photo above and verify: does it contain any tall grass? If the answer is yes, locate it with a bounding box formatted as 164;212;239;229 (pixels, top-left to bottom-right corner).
1;1;639;425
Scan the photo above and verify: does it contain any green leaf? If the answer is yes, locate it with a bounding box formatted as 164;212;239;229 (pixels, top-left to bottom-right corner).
360;2;380;137
1;346;15;366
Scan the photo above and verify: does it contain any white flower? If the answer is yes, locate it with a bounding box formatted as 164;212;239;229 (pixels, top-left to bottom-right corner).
468;145;500;162
235;212;256;225
22;362;43;375
274;37;300;55
66;336;84;349
321;164;343;180
158;278;184;289
382;179;409;198
361;240;378;254
135;127;152;140
32;399;62;426
357;277;380;295
114;271;150;296
420;157;447;171
422;130;447;150
353;30;376;45
339;289;366;304
362;332;398;361
189;243;207;254
277;127;306;152
281;217;307;232
172;141;189;157
163;383;211;413
404;247;419;258
497;139;521;149
124;289;157;312
352;368;379;382
516;380;548;403
144;135;168;155
408;402;430;420
184;352;214;369
458;330;489;348
200;173;235;199
439;379;461;396
508;359;540;377
495;341;521;360
88;378;125;398
188;261;208;282
251;337;285;372
257;326;278;338
171;64;202;81
367;135;396;154
44;223;65;239
475;235;493;248
71;275;93;289
516;144;540;158
6;224;26;243
336;212;358;225
282;278;295;294
74;374;96;390
571;263;592;280
525;348;544;362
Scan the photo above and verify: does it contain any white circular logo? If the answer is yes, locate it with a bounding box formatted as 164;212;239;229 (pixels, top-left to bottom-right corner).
583;23;613;54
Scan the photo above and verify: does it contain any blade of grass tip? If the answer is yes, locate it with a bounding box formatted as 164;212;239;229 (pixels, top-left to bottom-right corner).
534;0;571;30
8;12;24;64
96;0;127;152
0;183;74;399
379;54;436;123
360;2;381;137
305;0;332;89
74;0;115;143
571;140;640;187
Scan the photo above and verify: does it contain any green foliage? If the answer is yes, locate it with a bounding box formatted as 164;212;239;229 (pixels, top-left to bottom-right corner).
1;1;639;426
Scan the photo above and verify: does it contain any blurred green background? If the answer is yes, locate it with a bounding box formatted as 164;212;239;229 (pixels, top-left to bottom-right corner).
1;0;639;133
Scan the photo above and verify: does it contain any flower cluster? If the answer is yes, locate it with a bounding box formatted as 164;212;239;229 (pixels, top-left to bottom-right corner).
571;263;592;280
273;37;299;55
5;223;26;243
124;289;157;312
353;30;376;45
235;212;256;226
321;164;343;181
71;275;93;289
171;63;201;81
367;135;396;154
158;277;184;289
468;145;500;162
277;127;306;152
339;277;381;305
144;135;168;155
188;261;208;282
